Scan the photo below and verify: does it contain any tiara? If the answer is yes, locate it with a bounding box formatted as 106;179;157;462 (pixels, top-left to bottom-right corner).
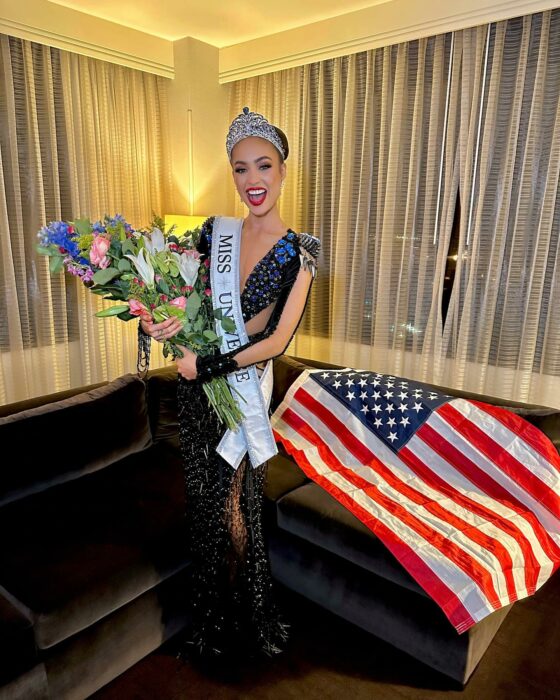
226;106;286;160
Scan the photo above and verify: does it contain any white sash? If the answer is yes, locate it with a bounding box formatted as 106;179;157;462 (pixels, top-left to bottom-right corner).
210;216;278;469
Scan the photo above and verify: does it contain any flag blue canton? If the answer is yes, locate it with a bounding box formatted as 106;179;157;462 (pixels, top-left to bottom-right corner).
310;369;451;453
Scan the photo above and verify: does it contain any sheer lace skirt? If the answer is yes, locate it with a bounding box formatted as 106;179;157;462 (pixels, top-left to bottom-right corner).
176;374;289;659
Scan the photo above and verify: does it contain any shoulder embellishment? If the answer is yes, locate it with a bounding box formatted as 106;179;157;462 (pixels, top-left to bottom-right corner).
296;233;320;278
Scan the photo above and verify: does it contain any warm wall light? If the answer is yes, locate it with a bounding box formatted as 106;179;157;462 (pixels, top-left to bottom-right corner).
164;214;207;235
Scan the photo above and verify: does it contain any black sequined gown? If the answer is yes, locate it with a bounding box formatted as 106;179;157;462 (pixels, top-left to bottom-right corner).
174;217;316;660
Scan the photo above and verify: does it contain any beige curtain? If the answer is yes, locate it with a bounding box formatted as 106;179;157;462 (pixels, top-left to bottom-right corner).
228;9;560;407
441;12;560;407
0;35;174;404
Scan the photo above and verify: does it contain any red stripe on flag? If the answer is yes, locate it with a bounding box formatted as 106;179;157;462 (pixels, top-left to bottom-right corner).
273;423;476;632
418;420;560;567
281;389;503;611
438;403;560;520
400;443;539;596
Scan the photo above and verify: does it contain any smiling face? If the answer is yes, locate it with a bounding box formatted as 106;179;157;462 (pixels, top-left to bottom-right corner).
231;136;286;216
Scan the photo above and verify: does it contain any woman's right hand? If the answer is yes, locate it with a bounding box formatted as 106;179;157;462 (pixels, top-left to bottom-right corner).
139;311;183;343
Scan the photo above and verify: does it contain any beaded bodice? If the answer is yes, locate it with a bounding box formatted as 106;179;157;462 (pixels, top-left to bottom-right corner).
198;217;300;323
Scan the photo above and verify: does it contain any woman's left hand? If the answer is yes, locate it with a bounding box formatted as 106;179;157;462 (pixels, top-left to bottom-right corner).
176;345;198;380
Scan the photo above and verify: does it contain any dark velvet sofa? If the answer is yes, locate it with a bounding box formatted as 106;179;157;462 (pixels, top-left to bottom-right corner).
1;353;559;699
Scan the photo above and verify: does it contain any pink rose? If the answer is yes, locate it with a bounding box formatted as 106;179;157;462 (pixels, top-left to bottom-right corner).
129;299;149;316
169;296;187;311
90;235;111;269
204;288;212;297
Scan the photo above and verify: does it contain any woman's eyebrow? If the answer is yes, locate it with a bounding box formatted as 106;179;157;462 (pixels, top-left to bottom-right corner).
233;156;273;165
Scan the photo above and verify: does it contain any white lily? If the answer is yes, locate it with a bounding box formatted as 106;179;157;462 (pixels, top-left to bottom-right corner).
125;248;155;288
143;227;166;254
172;251;200;287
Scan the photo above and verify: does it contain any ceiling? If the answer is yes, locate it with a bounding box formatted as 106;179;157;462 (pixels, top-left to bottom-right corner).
46;0;393;46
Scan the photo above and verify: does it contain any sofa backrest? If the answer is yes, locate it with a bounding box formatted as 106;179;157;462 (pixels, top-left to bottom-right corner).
0;374;152;507
272;355;560;453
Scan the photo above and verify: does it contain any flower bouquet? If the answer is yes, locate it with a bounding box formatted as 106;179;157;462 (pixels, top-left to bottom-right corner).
36;213;245;430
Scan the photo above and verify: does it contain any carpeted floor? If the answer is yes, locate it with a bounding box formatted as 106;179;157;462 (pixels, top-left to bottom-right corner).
91;571;560;700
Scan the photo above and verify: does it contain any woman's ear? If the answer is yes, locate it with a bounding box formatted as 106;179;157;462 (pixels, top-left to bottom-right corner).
281;161;287;180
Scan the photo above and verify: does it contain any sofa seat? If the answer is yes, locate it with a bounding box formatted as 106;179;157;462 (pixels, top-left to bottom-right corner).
0;442;190;651
276;481;428;597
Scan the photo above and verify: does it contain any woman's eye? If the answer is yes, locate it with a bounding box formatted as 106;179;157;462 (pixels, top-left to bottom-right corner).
235;163;271;173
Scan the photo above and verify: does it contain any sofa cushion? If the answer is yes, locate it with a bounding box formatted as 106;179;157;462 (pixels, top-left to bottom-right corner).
0;374;152;507
276;482;427;597
0;441;190;650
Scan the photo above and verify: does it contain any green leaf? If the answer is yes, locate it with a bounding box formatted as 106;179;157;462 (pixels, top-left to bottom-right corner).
73;217;92;237
118;258;131;272
203;329;218;342
93;267;120;285
95;304;130;318
49;255;64;274
185;291;201;320
117;310;135;321
157;279;170;296
36;245;53;256
121;239;136;255
220;316;236;333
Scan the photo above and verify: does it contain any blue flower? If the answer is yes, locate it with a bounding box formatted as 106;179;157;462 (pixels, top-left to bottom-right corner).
40;220;81;258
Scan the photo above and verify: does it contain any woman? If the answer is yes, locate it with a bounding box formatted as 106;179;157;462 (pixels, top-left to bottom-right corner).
140;107;320;661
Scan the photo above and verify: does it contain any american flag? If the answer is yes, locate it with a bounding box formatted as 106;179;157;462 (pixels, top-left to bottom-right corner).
271;368;560;633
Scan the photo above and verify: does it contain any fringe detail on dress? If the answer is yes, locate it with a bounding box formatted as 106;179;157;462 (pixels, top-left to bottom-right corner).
176;375;290;661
